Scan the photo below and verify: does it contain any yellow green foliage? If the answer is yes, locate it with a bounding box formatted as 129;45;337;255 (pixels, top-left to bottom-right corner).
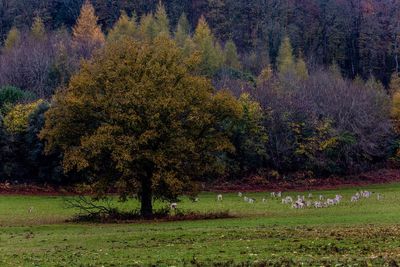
193;16;223;76
175;13;190;47
182;36;196;57
257;65;273;85
3;26;21;51
390;73;400;95
353;75;365;87
227;93;268;173
31;16;46;40
295;56;308;80
392;91;400;119
224;40;241;69
154;2;170;37
329;62;342;79
277;36;295;76
365;75;384;91
4;100;44;134
391;74;400;134
291;119;339;167
40;36;241;216
107;11;136;42
138;14;156;41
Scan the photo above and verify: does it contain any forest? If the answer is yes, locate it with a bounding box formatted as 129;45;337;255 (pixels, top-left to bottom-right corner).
3;2;400;266
0;0;400;194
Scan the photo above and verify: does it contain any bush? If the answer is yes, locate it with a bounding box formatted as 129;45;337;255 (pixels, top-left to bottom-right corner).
0;100;65;183
3;99;44;134
0;85;35;115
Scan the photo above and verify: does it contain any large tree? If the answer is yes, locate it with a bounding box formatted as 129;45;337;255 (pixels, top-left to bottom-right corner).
40;37;241;217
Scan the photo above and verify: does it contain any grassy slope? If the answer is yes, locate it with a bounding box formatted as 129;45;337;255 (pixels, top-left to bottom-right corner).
0;183;400;266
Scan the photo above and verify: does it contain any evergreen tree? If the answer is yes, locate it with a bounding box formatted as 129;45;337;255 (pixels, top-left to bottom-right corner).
329;62;343;79
72;0;105;58
31;16;46;40
138;14;156;41
215;41;225;68
107;11;136;42
277;36;295;75
182;36;195;57
154;2;170;37
366;75;384;91
175;13;190;47
3;26;21;51
193;16;222;76
295;55;308;80
224;40;241;69
257;65;273;86
353;75;365;88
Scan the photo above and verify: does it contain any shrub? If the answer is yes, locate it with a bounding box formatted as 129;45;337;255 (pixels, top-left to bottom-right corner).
3;99;44;134
0;86;35;115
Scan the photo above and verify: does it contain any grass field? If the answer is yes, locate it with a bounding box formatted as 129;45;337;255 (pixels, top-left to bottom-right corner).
0;183;400;266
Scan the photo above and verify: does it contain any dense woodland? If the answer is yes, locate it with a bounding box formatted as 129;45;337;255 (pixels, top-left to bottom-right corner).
1;0;400;84
0;1;400;211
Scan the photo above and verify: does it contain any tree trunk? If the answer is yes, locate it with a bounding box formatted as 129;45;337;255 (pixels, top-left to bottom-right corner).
140;176;153;218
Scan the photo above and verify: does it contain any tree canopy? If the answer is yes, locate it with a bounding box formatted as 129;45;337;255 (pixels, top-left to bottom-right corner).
40;37;241;217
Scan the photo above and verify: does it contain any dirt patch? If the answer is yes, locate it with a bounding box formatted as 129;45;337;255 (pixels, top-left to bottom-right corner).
208;168;400;192
2;168;400;195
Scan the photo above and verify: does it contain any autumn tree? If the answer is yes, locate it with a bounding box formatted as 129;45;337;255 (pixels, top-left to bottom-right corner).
390;72;400;94
228;93;268;174
0;86;35;115
138;14;156;42
257;65;273;86
277;36;295;76
31;16;46;40
365;75;384;91
193;16;223;76
3;26;21;51
72;0;105;58
4;100;44;134
40;37;241;218
224;40;241;70
107;11;136;42
295;55;308;80
182;36;196;57
154;2;170;37
175;13;190;47
329;62;343;79
391;73;400;133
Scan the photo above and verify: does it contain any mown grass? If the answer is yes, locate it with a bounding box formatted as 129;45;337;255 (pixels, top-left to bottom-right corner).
0;183;400;266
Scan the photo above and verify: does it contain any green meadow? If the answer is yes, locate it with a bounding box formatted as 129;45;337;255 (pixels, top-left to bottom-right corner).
1;183;400;266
